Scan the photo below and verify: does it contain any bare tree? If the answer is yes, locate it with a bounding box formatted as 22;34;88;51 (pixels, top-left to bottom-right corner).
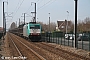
84;17;90;31
77;17;90;32
37;21;56;32
10;22;17;30
50;22;56;32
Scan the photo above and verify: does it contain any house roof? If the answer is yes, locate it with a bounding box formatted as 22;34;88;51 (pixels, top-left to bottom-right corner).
57;20;72;28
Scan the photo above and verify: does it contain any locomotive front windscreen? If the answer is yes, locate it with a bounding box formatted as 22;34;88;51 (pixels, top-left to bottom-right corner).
30;25;40;29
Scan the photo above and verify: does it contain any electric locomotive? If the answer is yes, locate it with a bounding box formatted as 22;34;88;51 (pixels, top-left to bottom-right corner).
23;22;41;41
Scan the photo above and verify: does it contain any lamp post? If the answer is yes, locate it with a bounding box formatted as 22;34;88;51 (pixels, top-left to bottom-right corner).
66;11;69;34
48;13;51;42
74;0;78;48
49;13;50;32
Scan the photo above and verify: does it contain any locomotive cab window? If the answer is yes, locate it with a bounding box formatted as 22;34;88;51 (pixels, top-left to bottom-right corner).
30;25;40;29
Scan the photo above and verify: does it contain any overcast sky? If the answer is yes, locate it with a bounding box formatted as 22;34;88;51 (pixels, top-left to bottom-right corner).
0;0;90;29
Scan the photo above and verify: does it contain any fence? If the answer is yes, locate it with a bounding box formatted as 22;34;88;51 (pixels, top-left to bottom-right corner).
0;32;3;39
41;32;90;51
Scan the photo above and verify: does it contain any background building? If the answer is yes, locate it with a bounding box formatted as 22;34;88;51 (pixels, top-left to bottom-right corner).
56;20;73;33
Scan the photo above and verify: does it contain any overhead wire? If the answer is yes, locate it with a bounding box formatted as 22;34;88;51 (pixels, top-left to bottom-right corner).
12;0;25;20
11;0;56;22
6;0;20;25
25;0;41;20
37;0;44;6
36;0;40;2
13;0;25;16
25;5;32;13
25;0;56;22
26;0;40;13
13;0;20;15
37;0;53;10
37;0;57;10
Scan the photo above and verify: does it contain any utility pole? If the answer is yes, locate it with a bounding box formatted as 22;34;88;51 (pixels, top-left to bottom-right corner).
31;2;36;23
21;13;26;25
3;1;8;37
5;16;6;34
24;13;26;25
65;19;67;33
3;2;5;40
16;21;17;28
49;13;50;32
48;13;50;42
74;0;78;48
35;3;36;23
19;18;20;26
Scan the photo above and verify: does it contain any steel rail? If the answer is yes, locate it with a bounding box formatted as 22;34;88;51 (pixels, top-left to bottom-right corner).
8;33;26;60
10;33;46;60
40;42;90;60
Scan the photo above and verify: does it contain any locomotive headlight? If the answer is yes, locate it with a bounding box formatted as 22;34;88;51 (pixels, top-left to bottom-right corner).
31;33;32;35
38;33;39;35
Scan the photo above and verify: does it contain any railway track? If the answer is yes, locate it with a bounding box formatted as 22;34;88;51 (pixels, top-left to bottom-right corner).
11;33;65;60
8;32;90;60
32;42;80;60
34;42;90;60
8;33;46;60
3;34;25;60
8;33;25;60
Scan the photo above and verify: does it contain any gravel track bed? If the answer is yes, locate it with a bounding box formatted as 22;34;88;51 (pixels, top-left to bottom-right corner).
10;33;90;60
10;33;43;60
13;33;65;60
34;42;81;60
41;42;90;60
7;33;21;57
